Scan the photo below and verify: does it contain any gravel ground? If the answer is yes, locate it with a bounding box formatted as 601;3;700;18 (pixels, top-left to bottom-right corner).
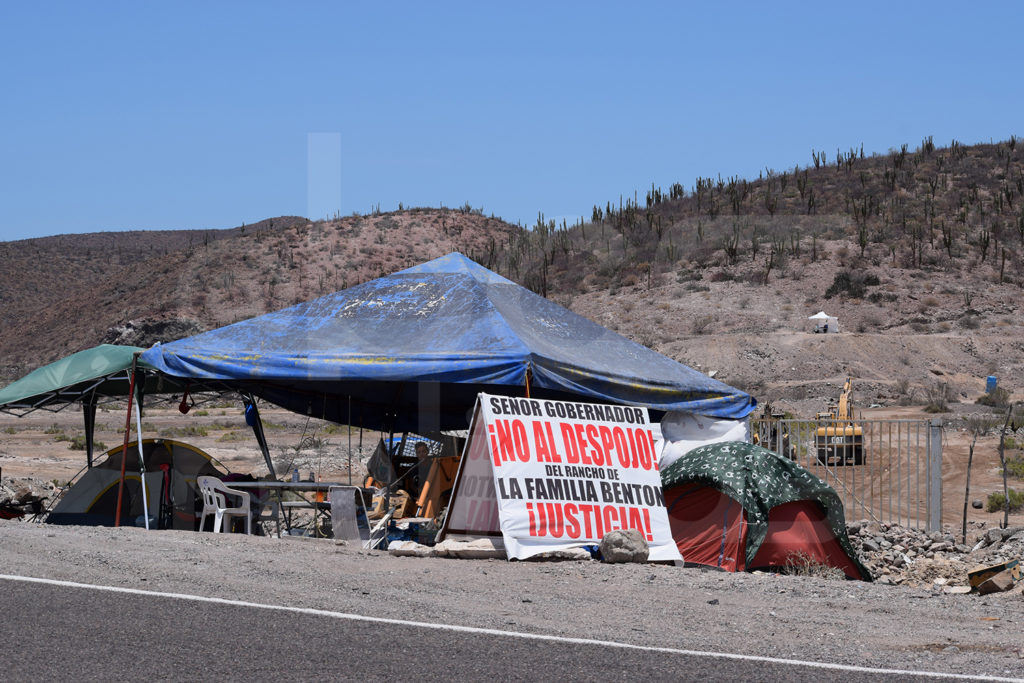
2;521;1023;679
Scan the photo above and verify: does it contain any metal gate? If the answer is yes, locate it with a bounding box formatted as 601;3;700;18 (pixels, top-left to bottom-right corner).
751;418;943;531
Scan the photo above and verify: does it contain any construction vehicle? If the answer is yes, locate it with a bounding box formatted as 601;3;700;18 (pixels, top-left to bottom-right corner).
815;378;864;465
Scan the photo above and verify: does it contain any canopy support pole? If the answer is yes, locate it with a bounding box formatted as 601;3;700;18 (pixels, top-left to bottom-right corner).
244;395;276;478
133;379;150;530
83;391;98;469
114;353;140;527
347;396;352;485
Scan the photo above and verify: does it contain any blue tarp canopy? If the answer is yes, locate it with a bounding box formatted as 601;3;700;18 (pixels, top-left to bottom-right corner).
141;253;755;432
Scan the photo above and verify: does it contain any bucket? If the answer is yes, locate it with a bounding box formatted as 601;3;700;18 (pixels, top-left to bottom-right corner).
986;376;998;393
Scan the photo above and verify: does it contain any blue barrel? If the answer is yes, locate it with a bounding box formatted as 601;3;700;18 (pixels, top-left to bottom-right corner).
986;376;998;393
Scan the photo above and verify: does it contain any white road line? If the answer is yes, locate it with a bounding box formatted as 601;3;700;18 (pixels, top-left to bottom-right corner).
1;573;1020;682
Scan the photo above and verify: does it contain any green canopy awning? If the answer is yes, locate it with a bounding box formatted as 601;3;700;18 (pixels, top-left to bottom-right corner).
0;345;152;415
0;344;273;475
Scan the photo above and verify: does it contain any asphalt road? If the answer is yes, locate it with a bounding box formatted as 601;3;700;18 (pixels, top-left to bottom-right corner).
0;577;969;682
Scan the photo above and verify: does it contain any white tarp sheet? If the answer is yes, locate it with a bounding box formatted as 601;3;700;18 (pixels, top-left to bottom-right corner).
656;411;749;470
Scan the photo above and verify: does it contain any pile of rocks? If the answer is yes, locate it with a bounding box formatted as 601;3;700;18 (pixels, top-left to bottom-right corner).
847;519;1024;593
0;476;58;517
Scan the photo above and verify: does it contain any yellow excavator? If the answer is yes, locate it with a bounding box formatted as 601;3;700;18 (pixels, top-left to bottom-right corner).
815;377;864;466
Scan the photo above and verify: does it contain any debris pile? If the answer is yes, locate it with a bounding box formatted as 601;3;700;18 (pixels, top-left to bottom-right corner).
848;519;1024;593
0;476;56;517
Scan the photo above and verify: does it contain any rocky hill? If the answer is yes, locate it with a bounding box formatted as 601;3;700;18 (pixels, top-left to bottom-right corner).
2;137;1023;417
0;210;518;378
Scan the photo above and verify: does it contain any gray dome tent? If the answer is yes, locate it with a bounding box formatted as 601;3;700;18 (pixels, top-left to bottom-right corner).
47;439;226;529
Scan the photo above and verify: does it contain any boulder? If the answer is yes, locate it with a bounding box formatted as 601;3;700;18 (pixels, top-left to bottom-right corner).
599;529;649;563
433;538;506;560
387;540;434;557
984;528;1006;545
14;487;43;505
533;547;593;561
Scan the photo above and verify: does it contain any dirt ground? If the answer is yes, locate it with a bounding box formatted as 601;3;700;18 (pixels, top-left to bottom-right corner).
5;393;1024;676
3;520;1024;678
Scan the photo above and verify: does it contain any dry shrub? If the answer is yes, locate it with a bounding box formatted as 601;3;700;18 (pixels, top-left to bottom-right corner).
976;386;1010;408
857;313;882;332
986;489;1024;513
923;381;955;413
691;314;715;335
957;314;980;329
782;551;848;581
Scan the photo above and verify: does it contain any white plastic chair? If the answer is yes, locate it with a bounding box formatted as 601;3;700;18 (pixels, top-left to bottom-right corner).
197;476;251;534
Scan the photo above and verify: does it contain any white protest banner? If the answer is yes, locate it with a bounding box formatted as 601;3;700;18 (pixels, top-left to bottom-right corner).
442;393;682;562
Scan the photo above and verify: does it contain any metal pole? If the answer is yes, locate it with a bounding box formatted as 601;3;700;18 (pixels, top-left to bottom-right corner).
884;421;892;528
347;396;352;486
114;353;140;527
133;387;149;530
928;418;943;532
244;395;276;478
83;391;97;469
897;421;903;527
917;421;925;528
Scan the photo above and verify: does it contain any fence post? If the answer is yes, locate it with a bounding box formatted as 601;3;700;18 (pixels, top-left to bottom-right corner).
928;419;943;532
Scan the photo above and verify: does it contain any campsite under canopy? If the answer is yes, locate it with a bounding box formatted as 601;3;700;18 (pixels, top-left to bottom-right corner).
142;253;756;433
0;343;276;473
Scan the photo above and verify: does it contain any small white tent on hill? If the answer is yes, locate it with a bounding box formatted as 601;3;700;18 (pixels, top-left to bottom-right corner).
809;311;838;333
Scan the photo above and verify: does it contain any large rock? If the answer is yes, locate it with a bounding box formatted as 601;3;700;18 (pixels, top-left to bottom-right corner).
533;547;593;561
985;528;1008;545
387;540;434;557
600;529;649;563
432;538;506;560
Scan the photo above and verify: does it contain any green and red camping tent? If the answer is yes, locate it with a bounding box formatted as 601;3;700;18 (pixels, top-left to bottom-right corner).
661;441;871;581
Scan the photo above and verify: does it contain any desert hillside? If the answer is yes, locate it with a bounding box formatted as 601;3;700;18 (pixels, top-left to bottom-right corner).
2;137;1023;419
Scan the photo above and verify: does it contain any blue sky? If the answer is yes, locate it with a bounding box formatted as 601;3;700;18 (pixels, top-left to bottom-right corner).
2;2;1021;241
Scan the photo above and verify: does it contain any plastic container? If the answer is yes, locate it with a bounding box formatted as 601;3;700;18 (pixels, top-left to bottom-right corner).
986;376;998;393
